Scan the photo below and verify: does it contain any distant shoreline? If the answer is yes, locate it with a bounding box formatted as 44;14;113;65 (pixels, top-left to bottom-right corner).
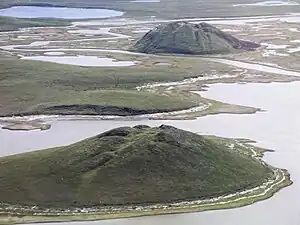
0;3;120;10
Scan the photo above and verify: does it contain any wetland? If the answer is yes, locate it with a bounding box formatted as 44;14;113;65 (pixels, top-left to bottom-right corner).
1;1;300;224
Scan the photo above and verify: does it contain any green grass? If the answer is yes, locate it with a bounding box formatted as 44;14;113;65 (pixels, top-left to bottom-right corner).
0;125;272;208
0;57;201;116
0;170;293;225
0;16;70;32
27;89;199;115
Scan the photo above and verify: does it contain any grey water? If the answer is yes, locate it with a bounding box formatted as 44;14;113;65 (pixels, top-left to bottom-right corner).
0;6;124;19
2;81;300;224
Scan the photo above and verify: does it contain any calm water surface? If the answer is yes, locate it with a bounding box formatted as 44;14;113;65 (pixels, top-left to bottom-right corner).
22;56;137;67
0;6;124;19
1;82;300;225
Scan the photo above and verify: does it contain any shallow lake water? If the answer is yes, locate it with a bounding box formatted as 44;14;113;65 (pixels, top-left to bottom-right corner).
206;58;300;76
22;55;137;67
44;52;65;56
0;6;124;19
233;0;299;7
2;81;300;224
130;0;160;2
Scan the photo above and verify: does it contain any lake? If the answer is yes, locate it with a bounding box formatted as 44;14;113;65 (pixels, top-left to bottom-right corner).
1;81;300;224
22;56;137;67
0;6;124;19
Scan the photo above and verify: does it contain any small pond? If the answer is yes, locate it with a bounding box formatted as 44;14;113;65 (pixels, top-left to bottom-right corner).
22;55;137;67
0;6;124;19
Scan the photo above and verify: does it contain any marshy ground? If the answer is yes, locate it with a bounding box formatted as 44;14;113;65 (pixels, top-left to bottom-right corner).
1;13;300;126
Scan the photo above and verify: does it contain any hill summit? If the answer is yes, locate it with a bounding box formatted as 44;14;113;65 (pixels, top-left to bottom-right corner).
131;22;260;54
0;125;271;208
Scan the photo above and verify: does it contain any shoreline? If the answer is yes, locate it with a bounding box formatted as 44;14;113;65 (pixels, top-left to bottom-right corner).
1;122;51;131
0;4;115;10
0;96;260;131
0;3;298;18
0;138;292;224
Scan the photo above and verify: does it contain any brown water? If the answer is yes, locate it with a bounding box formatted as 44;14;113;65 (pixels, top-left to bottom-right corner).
1;81;300;225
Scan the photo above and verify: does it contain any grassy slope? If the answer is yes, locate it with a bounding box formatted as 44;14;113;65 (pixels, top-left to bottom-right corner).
0;125;272;208
0;16;70;32
0;57;200;116
130;22;259;55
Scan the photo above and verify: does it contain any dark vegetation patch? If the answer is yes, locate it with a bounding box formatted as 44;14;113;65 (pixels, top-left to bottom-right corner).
131;22;260;55
0;57;200;116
